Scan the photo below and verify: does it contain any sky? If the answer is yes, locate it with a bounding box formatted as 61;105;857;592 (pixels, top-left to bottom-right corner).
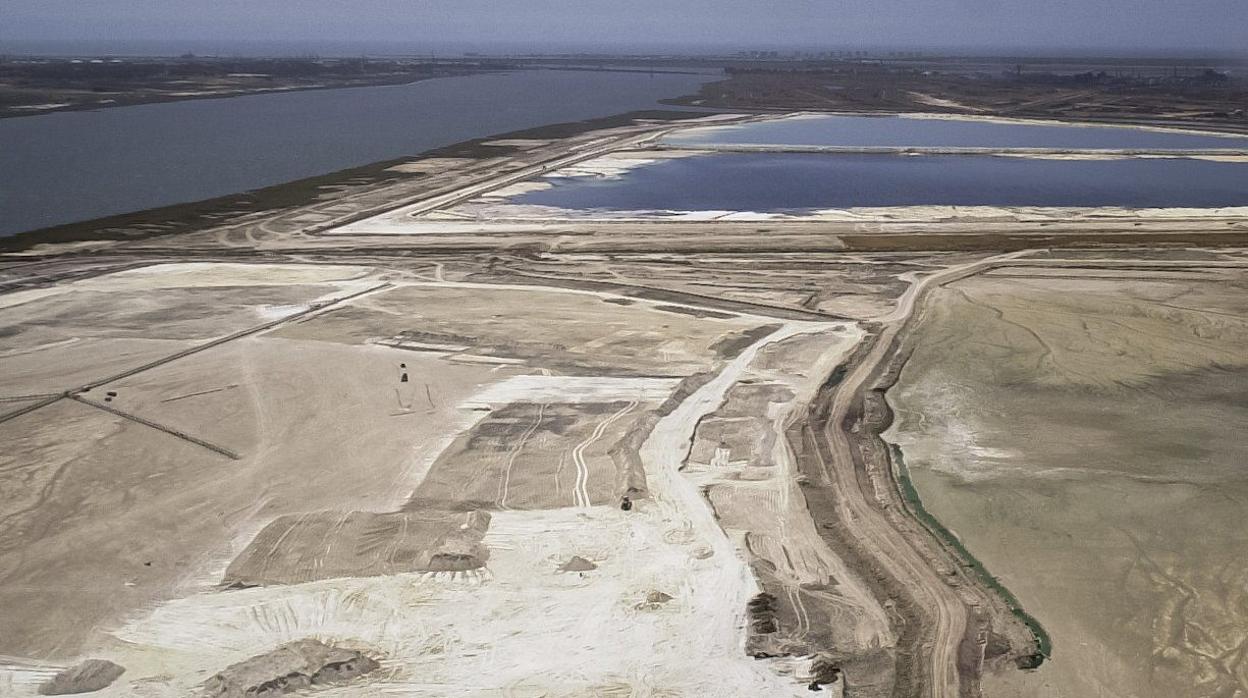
4;0;1247;55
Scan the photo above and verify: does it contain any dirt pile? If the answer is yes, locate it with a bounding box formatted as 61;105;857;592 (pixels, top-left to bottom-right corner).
202;639;378;697
224;510;490;586
746;592;781;641
807;658;843;692
635;590;675;610
38;659;125;695
559;555;597;572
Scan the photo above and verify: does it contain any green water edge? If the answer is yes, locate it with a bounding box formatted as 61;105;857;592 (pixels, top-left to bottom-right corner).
888;443;1052;668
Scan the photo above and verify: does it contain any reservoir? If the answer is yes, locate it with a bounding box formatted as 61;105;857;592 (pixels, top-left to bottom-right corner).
0;69;711;237
512;152;1248;212
664;113;1248;150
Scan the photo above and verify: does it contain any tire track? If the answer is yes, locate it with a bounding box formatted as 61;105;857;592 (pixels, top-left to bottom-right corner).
812;250;1032;696
571;400;637;508
497;403;546;511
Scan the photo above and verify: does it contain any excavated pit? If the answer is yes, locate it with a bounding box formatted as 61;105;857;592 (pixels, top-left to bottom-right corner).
201;639;379;698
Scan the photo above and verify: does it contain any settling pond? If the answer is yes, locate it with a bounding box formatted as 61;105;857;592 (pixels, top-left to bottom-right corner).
513;152;1248;212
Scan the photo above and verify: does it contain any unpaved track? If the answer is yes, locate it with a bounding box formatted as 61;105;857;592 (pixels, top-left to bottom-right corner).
0;282;391;426
68;394;241;460
640;321;834;671
496;260;845;321
496;403;546;511
651;143;1247;157
571;400;636;508
816;250;1032;697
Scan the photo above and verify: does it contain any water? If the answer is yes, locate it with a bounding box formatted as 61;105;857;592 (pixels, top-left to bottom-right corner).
0;69;710;237
664;114;1248;150
514;153;1248;211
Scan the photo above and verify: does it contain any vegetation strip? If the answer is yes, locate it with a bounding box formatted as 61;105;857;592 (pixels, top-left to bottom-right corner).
888;441;1052;665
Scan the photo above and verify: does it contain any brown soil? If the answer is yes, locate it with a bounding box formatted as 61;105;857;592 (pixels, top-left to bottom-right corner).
405;401;647;511
222;510;491;587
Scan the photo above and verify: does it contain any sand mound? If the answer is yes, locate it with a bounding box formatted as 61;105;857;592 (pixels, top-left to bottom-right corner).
559;555;598;572
202;639;378;697
635;590;675;610
38;659;125;695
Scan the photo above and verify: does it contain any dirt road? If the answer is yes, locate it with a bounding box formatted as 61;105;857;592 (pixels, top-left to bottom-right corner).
812;250;1032;697
640;320;835;684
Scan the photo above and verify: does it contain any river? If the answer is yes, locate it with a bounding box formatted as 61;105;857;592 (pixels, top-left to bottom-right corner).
0;69;711;237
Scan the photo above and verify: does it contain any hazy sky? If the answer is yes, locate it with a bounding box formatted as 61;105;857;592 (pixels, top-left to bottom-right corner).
5;0;1247;54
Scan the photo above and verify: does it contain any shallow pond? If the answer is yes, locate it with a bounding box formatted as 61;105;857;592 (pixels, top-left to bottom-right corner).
513;152;1248;211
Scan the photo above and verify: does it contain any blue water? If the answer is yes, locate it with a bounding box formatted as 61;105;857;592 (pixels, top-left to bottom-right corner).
515;153;1248;210
664;114;1248;151
0;69;711;236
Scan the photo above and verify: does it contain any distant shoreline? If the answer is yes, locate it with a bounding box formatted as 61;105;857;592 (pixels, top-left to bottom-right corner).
0;65;507;120
0;109;714;253
0;62;715;121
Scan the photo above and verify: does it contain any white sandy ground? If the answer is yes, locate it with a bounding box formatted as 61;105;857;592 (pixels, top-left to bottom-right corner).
338;199;1248;236
480;139;553;148
0;262;380;313
684;324;895;655
91;262;378;289
906;93;988;113
473;180;556;199
463;375;681;406
330;220;561;235
537;150;701;180
0;321;838;697
8;103;73;111
993;152;1248;162
386;158;478;174
882;381;1024;484
4;509;818;697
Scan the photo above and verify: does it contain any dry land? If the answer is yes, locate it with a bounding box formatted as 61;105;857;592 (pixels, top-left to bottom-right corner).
0;258;842;696
886;270;1248;698
676;58;1248;134
1;100;1246;698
